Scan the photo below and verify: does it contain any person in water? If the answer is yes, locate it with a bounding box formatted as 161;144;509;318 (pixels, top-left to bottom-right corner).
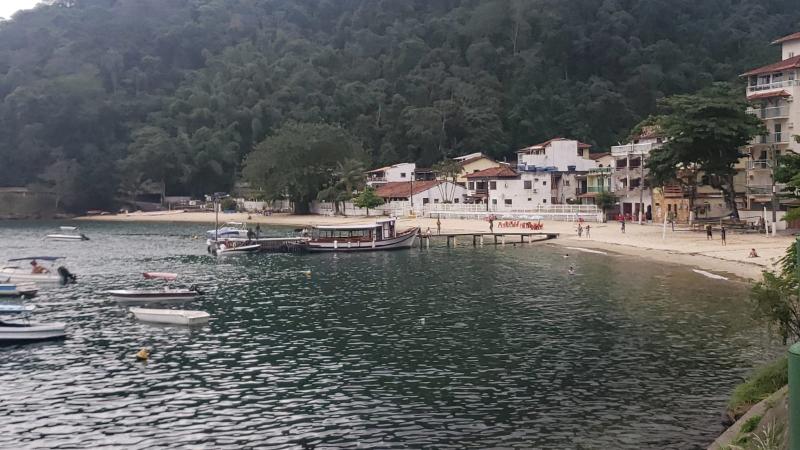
30;259;49;274
568;265;575;275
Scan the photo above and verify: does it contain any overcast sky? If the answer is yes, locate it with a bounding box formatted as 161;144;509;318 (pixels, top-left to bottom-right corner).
0;0;41;20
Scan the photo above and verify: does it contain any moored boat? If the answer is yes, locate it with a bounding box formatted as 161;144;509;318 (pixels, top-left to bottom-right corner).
107;287;202;303
0;257;77;285
130;307;210;326
0;283;38;298
212;242;261;256
206;222;249;241
0;319;66;342
306;217;419;252
0;304;36;314
46;226;89;241
143;272;178;281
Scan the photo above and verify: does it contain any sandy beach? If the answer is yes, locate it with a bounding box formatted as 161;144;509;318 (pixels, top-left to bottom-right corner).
78;211;793;281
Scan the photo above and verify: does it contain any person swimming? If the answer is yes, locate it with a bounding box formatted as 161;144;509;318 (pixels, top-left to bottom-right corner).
568;265;575;275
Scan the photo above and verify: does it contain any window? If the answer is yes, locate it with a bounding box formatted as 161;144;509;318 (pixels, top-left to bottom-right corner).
527;198;532;201
564;180;570;186
542;198;547;203
524;180;532;189
434;199;439;203
400;172;406;178
773;72;783;83
616;159;627;169
468;181;475;190
504;199;512;205
423;198;430;204
490;181;497;190
454;198;460;203
491;199;497;205
542;181;547;186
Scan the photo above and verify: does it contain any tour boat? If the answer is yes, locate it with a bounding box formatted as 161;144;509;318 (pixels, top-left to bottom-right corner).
0;319;66;342
0;257;77;285
129;307;210;326
107;287;202;303
46;226;89;241
0;283;38;298
206;222;249;241
306;218;419;252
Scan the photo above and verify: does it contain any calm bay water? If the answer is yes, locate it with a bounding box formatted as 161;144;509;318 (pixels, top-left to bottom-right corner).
0;221;780;449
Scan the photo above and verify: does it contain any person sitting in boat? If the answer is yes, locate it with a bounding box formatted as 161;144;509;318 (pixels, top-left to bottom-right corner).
30;259;49;274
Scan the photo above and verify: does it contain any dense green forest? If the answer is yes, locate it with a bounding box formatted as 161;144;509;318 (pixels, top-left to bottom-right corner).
0;0;798;211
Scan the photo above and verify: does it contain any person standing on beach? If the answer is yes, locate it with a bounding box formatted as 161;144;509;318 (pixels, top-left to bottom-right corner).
620;218;626;234
489;217;494;233
585;224;591;238
577;224;583;237
436;216;441;235
706;224;713;240
720;226;727;245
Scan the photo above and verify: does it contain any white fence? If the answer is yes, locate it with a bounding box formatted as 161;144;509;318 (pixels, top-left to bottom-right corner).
237;199;293;213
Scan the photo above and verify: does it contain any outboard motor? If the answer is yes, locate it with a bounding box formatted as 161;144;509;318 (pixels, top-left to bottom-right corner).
189;284;204;295
57;266;77;284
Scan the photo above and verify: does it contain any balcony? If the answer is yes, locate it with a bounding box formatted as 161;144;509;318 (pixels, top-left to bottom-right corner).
747;106;789;120
747;160;772;170
610;142;662;156
747;79;800;93
752;133;789;145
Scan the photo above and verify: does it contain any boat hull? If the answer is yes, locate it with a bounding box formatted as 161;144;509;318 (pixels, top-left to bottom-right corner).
0;283;38;298
306;228;419;252
0;322;66;342
46;234;88;241
130;307;210;326
0;270;64;285
108;290;200;304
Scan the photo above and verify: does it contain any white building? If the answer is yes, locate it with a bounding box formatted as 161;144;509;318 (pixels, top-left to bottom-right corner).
609;127;664;220
516;138;597;172
374;180;469;205
741;31;800;210
366;163;417;187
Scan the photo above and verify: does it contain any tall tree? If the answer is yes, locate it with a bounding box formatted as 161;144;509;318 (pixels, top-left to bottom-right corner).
243;123;366;213
645;83;764;219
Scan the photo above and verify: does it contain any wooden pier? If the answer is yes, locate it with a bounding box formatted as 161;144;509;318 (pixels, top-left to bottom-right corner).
418;232;559;248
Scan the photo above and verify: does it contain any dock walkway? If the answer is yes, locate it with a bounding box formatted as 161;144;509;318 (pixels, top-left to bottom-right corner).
420;232;559;247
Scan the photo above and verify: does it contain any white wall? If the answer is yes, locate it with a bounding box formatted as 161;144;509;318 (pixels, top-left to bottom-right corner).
782;41;800;60
484;173;554;210
412;181;469;205
385;163;416;183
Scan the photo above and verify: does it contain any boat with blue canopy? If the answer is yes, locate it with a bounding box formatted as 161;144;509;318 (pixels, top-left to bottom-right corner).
0;257;77;285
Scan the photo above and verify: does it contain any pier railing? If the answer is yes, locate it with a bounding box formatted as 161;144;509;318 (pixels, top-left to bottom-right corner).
310;201;602;221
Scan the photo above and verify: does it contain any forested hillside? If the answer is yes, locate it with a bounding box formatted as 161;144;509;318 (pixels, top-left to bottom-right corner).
0;0;798;211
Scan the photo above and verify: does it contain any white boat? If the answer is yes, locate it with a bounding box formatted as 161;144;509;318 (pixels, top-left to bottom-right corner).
107;287;202;303
0;283;38;298
213;242;261;256
206;222;249;241
46;226;89;241
0;257;77;285
306;218;419;252
0;304;36;314
0;319;66;342
130;307;210;326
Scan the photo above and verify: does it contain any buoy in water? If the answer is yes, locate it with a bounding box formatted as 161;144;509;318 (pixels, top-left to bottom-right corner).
136;347;150;361
303;270;312;278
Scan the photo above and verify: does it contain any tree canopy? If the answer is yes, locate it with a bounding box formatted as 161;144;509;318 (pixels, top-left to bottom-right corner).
0;0;798;211
645;83;764;218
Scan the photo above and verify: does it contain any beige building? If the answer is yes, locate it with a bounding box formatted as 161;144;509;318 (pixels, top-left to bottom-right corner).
741;31;800;210
452;152;505;185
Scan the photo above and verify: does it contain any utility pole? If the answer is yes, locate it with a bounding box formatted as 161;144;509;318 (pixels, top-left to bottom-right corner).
638;150;645;225
771;145;779;236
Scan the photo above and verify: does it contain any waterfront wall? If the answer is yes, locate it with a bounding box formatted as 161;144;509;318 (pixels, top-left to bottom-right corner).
0;188;57;219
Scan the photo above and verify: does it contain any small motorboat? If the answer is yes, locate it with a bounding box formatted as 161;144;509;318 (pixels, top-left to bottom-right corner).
0;283;38;298
0;304;36;314
0;319;66;342
206;222;249;241
143;272;178;281
213;242;261;256
130;307;210;326
46;226;89;241
107;287;202;303
1;257;77;285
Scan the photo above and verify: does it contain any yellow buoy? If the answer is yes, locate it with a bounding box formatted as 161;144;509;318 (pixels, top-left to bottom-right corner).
135;347;150;361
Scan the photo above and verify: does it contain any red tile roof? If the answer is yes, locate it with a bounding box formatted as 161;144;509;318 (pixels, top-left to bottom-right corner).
464;166;519;179
741;54;800;76
589;152;611;160
747;90;791;100
773;32;800;45
374;181;442;198
457;155;496;166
